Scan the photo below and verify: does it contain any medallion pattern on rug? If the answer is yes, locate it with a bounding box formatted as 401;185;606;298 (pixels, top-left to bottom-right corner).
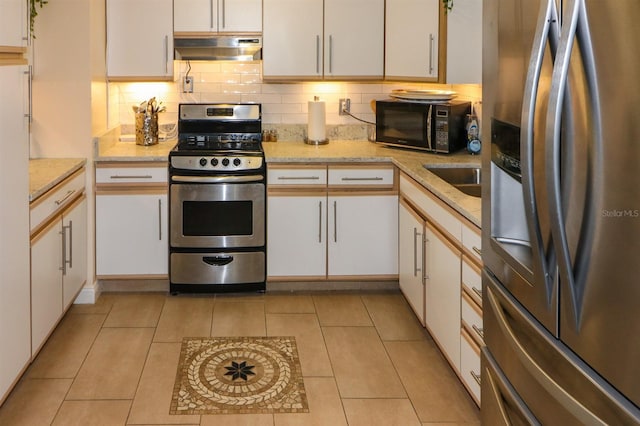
171;337;309;415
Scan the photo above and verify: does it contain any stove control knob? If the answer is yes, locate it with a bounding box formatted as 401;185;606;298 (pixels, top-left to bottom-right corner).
233;158;241;166
199;158;208;167
222;158;230;167
211;158;219;166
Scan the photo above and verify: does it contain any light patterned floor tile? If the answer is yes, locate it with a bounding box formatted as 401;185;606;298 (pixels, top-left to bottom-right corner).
274;377;347;426
154;296;214;342
342;398;422;426
211;301;266;336
312;295;372;326
52;400;132;426
361;293;428;341
102;293;165;328
265;294;316;314
0;378;72;425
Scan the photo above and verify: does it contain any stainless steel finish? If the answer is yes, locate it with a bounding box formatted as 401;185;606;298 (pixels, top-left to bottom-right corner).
481;348;540;425
471;370;482;386
472;325;484;340
60;227;67;274
170;251;265;285
428;33;434;74
329;35;333;73
110;174;153;179
484;271;639;424
55;190;76;206
333;200;337;242
174;36;262;61
340;177;383;182
164;35;169;73
426;104;433;151
158;199;162;241
318;201;322;243
316;35;320;74
24;67;32;122
171;175;263;184
67;221;73;269
413;227;421;277
210;0;214;28
179;103;261;121
472;246;482;256
170;182;265;248
423;166;482;198
472;286;482;299
277;176;320;181
221;0;226;28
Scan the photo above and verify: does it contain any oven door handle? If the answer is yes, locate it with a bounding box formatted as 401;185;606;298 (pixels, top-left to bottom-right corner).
203;255;234;266
171;175;263;183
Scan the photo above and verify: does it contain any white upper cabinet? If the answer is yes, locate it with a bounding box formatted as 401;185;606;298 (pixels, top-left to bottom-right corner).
0;0;26;49
446;0;482;84
385;0;440;81
323;0;384;79
107;0;173;80
263;0;384;80
174;0;262;33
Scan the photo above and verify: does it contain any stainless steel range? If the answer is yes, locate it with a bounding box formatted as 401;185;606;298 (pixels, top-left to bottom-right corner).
169;103;266;293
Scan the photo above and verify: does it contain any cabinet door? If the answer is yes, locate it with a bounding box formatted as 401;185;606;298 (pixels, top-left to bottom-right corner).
174;0;216;32
424;222;461;370
107;0;173;79
31;218;63;355
446;0;482;84
324;0;384;78
219;0;262;32
327;195;398;277
62;196;87;309
267;194;326;278
262;0;323;79
385;0;440;80
399;200;425;325
0;0;26;48
0;65;30;400
96;192;168;276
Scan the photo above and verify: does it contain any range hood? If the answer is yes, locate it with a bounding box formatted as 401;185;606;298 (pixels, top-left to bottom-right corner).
174;35;262;61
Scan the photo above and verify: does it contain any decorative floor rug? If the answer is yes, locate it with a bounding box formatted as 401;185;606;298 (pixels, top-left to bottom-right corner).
170;337;309;415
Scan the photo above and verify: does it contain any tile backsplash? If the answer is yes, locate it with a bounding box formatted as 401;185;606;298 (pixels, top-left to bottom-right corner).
108;61;482;140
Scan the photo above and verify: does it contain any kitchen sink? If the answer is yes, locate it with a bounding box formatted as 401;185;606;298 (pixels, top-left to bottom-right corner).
423;165;482;198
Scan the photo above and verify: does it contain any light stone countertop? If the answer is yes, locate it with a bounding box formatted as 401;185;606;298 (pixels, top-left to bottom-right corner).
263;140;482;227
29;158;87;202
93;134;482;226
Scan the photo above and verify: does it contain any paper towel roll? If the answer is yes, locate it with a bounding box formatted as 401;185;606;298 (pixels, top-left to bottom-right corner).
307;98;327;142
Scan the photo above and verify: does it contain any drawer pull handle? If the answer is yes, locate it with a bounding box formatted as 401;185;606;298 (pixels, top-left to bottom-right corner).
277;176;320;180
470;370;481;386
340;177;384;181
472;286;482;299
203;255;233;266
472;324;484;339
110;174;153;179
55;189;76;206
472;246;482;256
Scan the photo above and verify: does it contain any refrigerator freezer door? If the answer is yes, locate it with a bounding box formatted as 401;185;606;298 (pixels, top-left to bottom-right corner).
483;271;640;424
483;0;559;335
545;0;640;409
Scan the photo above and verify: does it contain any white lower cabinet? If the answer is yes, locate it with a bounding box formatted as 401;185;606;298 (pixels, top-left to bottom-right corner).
398;199;425;325
424;222;462;370
267;163;398;280
96;192;168;276
267;194;326;278
327;194;398;277
399;171;482;407
31;195;87;355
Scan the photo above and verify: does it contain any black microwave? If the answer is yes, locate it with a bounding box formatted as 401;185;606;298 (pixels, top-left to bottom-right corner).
375;100;471;153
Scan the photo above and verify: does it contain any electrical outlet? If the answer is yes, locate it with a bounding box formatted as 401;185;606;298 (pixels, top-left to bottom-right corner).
339;98;351;115
183;76;194;93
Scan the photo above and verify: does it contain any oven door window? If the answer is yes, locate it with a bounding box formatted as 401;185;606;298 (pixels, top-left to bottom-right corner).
183;201;253;236
170;182;265;248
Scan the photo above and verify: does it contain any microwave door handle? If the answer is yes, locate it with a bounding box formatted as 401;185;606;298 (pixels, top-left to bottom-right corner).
427;104;433;151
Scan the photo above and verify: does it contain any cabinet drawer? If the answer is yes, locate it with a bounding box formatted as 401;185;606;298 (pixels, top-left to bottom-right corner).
96;165;167;184
267;166;327;186
328;165;395;188
462;221;481;262
461;290;483;344
400;173;461;241
460;329;481;406
30;170;85;234
462;256;482;306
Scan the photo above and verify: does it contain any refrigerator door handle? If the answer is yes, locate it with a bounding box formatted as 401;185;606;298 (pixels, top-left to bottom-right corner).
486;285;606;426
520;0;559;297
545;0;599;325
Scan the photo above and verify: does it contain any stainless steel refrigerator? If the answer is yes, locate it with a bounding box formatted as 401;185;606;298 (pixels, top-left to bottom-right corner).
481;0;640;423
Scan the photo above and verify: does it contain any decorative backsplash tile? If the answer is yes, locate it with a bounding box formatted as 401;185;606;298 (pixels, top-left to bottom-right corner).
109;61;482;132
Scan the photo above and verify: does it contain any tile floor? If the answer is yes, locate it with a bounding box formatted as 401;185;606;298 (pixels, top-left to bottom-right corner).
0;290;480;425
